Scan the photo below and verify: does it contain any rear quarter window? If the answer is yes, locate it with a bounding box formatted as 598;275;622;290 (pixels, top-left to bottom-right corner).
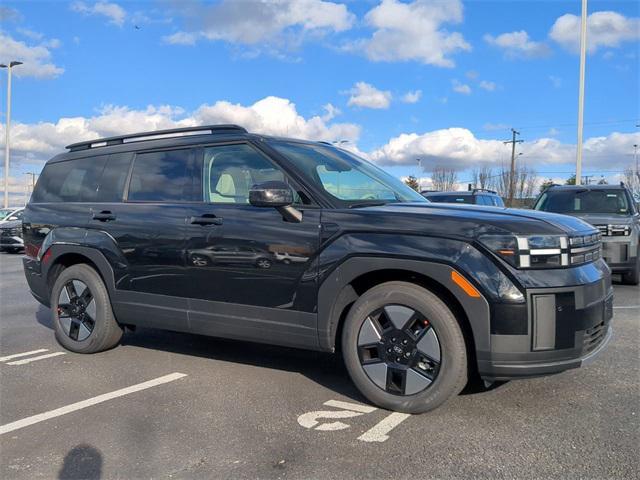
31;156;108;203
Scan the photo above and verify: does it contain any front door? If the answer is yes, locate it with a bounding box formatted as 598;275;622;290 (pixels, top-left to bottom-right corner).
184;142;321;348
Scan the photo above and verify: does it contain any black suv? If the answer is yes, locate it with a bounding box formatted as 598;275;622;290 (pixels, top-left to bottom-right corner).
23;125;613;413
422;189;505;207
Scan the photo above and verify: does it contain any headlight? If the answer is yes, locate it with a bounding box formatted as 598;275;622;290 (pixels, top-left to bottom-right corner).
479;233;601;269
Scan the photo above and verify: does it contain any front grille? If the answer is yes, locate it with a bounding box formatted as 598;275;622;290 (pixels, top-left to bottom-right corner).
0;226;21;238
583;321;607;353
595;224;631;236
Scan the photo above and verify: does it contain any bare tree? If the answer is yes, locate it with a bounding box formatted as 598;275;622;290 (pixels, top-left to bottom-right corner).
471;166;494;190
623;166;640;199
496;164;538;206
431;166;458;191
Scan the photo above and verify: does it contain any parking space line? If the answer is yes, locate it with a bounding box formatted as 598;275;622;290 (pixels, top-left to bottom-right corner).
6;352;66;365
324;399;377;413
613;305;640;309
357;412;411;443
0;372;187;435
0;349;49;362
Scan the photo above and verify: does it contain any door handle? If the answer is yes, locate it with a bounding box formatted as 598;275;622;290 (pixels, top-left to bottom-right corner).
190;215;223;226
92;211;116;222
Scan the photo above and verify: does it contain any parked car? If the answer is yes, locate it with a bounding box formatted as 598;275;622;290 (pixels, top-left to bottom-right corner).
0;219;24;253
22;125;612;413
0;207;24;224
422;189;505;207
533;183;639;284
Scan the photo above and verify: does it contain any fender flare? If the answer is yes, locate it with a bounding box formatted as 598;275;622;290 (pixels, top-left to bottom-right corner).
317;256;491;356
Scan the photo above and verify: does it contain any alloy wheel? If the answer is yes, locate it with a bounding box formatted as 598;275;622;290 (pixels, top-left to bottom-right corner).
57;279;96;342
357;304;441;396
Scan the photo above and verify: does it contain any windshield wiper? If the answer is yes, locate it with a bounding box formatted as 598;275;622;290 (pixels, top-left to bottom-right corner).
348;201;389;209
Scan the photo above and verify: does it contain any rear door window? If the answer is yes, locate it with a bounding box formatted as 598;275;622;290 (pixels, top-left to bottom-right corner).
128;149;201;202
96;153;133;202
31;156;108;203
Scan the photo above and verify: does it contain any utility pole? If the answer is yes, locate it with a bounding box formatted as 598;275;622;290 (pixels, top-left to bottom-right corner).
583;174;593;185
503;128;523;207
634;144;638;180
575;0;588;186
1;61;24;208
25;172;37;203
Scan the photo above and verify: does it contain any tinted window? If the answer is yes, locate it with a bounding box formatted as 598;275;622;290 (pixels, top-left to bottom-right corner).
535;189;631;215
204;144;287;204
31;156;108;203
96;153;132;202
128;149;199;202
492;196;505;207
270;141;426;204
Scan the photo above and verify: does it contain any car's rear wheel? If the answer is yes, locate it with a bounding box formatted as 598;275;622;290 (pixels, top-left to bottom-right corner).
342;281;468;414
51;264;123;353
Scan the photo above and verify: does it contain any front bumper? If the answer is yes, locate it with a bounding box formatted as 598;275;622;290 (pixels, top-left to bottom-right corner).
0;235;24;248
602;238;638;272
478;275;614;381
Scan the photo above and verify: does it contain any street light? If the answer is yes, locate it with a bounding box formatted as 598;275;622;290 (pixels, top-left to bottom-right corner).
0;61;23;208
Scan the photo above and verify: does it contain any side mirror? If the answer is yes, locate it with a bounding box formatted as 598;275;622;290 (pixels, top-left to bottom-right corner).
249;181;302;223
8;216;18;221
249;181;294;207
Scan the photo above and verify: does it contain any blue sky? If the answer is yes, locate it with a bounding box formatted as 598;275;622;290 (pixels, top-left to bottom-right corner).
0;0;638;202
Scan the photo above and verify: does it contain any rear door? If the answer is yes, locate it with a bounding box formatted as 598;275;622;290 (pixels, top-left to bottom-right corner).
86;148;200;331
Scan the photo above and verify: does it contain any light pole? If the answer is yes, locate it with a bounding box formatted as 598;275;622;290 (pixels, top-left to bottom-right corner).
1;61;23;208
634;144;639;183
575;0;588;186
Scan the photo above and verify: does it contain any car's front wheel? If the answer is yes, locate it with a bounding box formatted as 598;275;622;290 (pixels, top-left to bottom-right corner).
342;281;468;414
51;264;123;353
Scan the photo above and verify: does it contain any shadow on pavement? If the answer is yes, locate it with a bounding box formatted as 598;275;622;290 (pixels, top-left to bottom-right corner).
58;444;102;480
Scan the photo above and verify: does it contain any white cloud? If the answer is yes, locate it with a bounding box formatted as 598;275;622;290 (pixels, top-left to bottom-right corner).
369;128;640;172
163;31;198;46
356;0;471;67
465;70;479;80
452;80;471;95
71;1;127;27
16;27;44;41
321;103;341;121
478;80;497;91
484;30;550;58
346;82;392;109
0;33;64;79
166;0;354;48
550;11;640;53
401;90;422;104
0;97;360;170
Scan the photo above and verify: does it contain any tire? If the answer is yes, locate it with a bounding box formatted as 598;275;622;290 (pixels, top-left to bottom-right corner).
256;258;272;269
342;281;468;414
621;250;640;285
51;264;123;353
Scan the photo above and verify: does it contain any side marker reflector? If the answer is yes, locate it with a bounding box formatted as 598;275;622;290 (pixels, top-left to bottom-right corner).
451;271;481;298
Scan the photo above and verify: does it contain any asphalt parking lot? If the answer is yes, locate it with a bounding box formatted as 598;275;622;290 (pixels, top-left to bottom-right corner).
0;252;638;480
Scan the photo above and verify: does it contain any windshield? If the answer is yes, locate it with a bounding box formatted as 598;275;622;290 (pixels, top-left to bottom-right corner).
269;141;426;205
0;209;15;220
535;189;631;215
427;195;473;204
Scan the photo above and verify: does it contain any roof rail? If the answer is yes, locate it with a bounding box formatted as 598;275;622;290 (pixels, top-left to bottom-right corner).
65;124;248;152
471;188;498;195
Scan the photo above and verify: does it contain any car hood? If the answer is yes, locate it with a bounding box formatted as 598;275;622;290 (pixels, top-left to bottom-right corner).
558;212;633;226
355;202;597;238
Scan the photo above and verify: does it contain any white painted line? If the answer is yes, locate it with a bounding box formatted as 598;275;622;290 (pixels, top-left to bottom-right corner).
324;399;377;413
0;349;49;362
0;372;187;435
298;410;364;431
613;305;640;309
6;352;66;365
358;412;411;443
